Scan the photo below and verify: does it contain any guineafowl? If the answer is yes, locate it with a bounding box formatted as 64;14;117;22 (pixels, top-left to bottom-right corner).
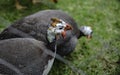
0;10;92;56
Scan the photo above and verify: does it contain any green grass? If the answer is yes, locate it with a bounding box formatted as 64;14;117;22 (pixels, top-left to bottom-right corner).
0;0;120;75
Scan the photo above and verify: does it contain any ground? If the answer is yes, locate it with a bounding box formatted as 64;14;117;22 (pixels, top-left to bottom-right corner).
0;0;120;75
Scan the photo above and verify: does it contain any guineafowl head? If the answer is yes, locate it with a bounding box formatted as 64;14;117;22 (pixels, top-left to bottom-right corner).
79;26;93;39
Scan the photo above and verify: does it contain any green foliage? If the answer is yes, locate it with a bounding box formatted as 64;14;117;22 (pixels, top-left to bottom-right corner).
0;0;120;75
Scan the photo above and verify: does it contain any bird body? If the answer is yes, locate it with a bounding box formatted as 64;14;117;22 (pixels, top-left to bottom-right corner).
0;10;79;56
0;10;92;56
0;38;55;75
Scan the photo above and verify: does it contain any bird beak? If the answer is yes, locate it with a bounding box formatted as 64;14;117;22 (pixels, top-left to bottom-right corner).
61;31;66;39
87;35;92;39
64;24;73;30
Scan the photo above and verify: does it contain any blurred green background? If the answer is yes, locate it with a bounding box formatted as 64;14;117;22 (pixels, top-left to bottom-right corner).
0;0;120;75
